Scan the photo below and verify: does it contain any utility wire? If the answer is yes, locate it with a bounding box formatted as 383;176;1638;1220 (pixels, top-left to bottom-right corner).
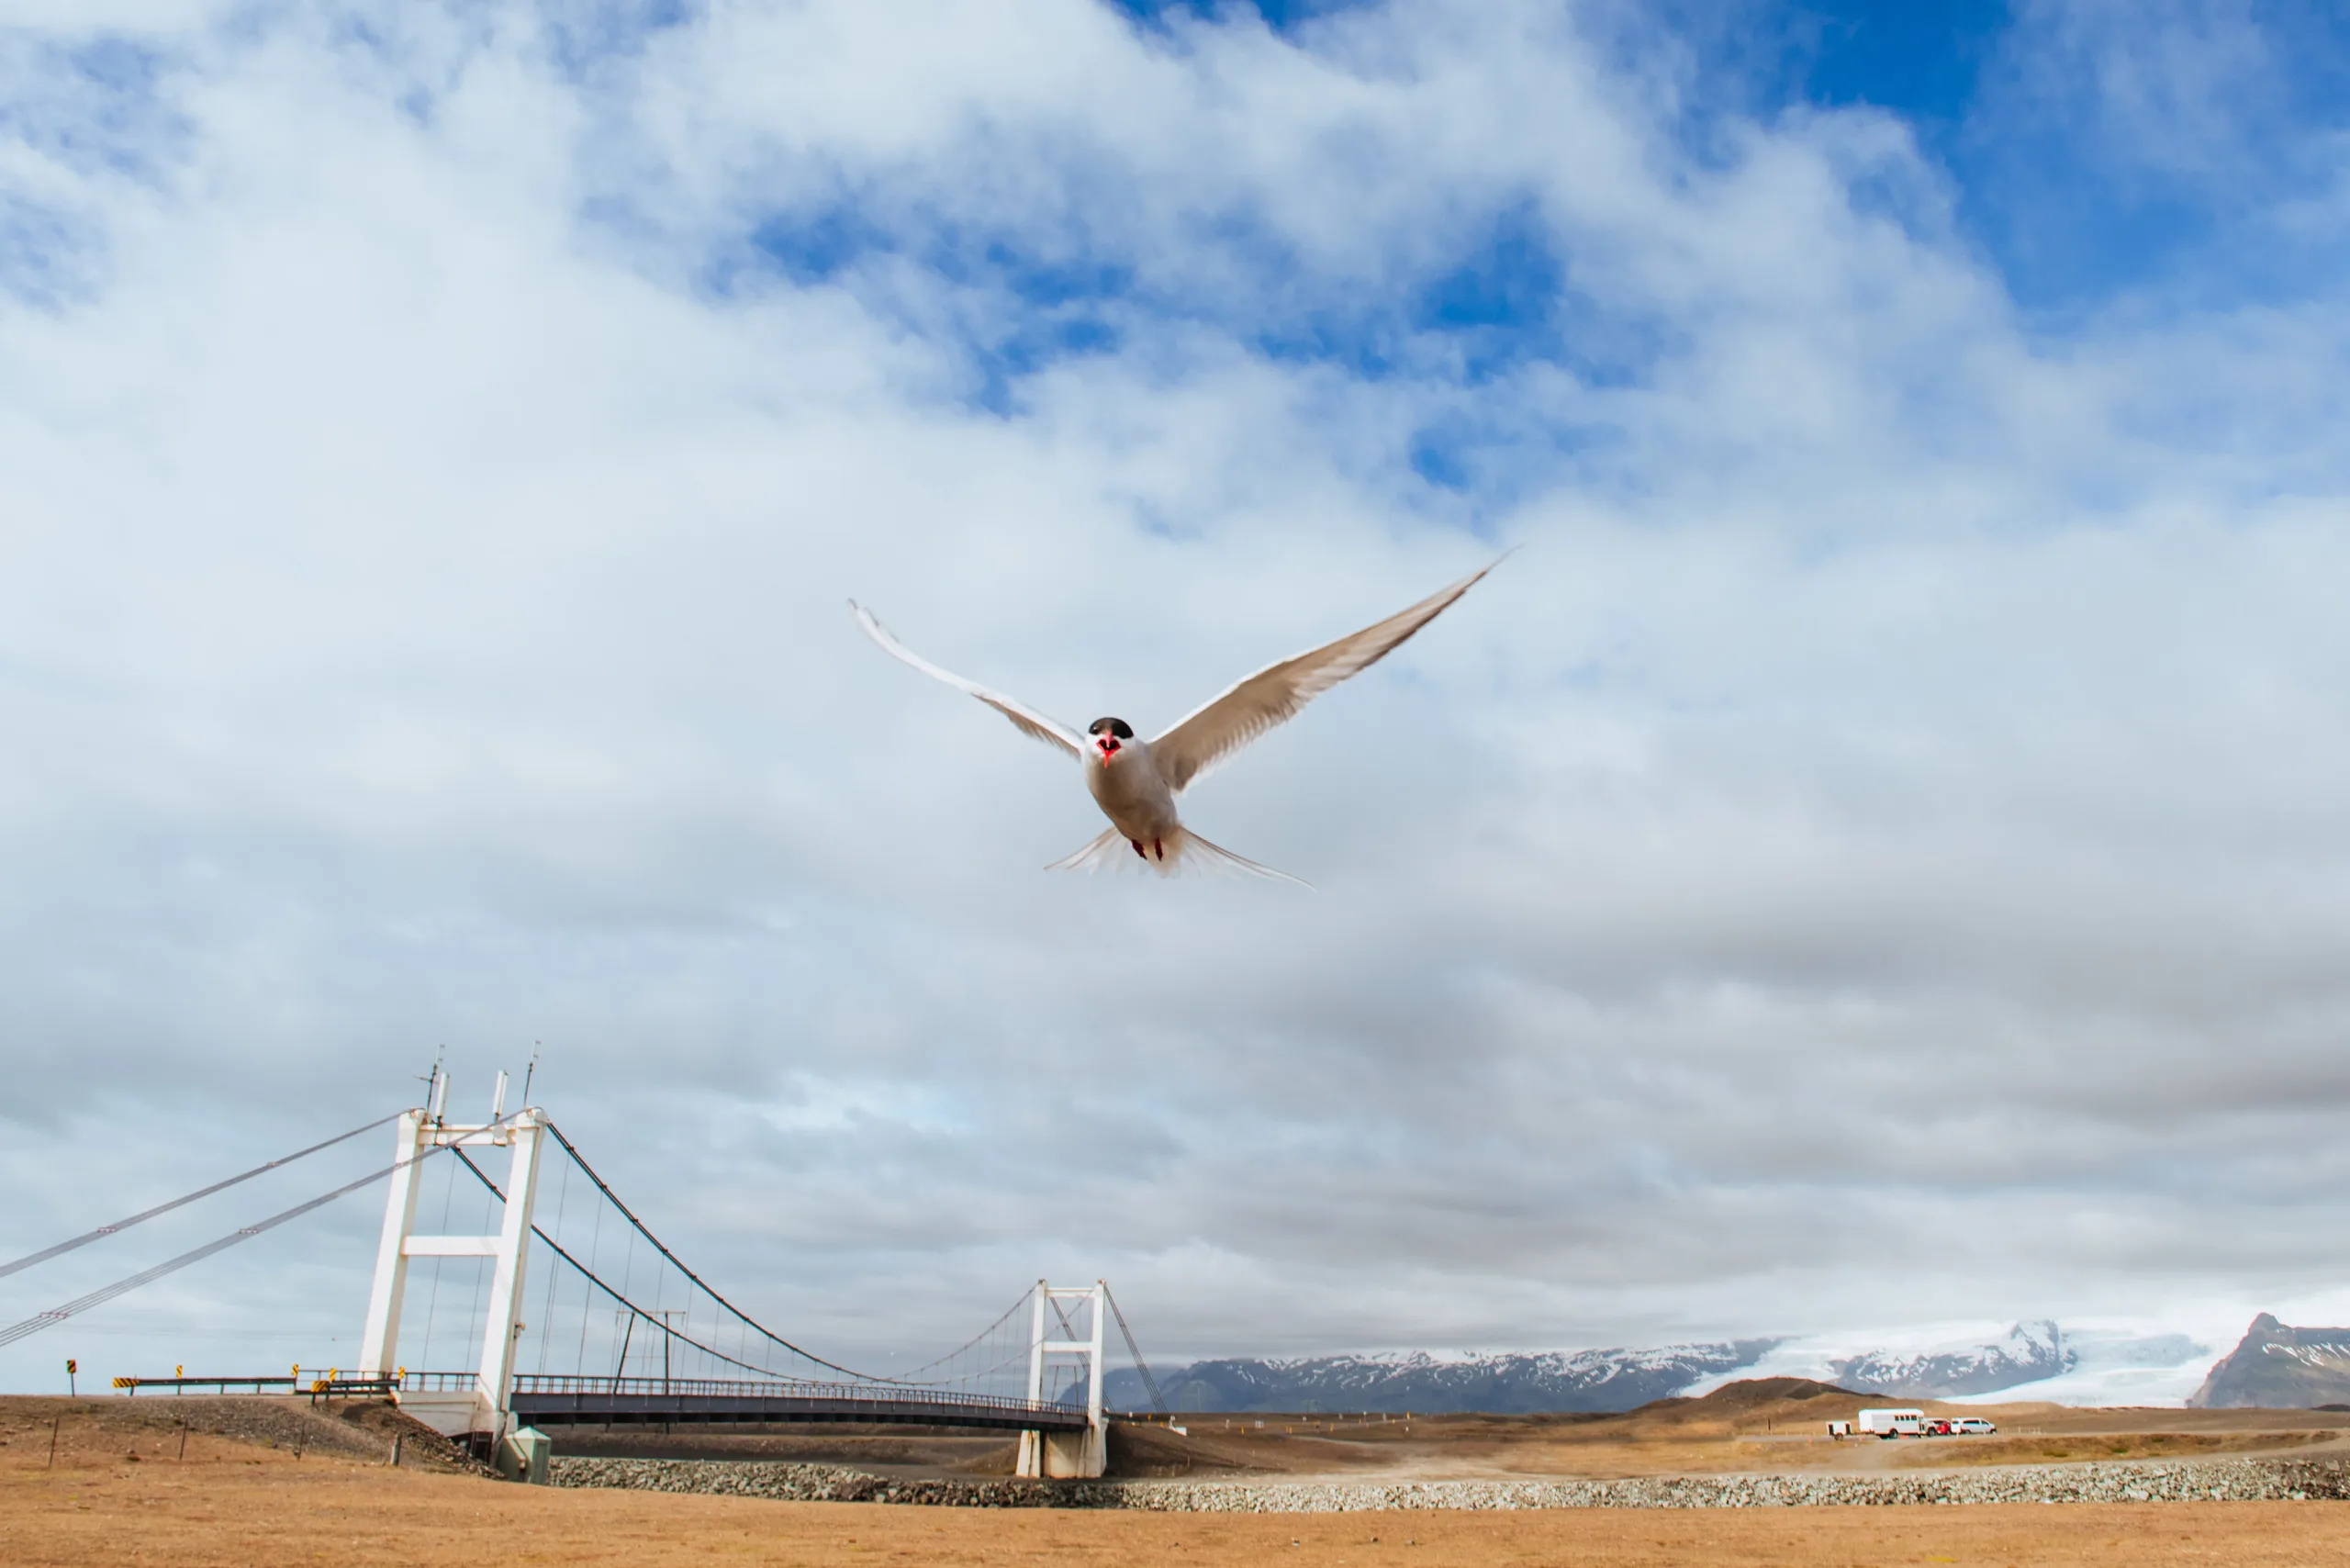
0;1110;406;1282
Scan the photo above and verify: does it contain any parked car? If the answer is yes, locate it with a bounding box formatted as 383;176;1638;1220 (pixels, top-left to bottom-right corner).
1950;1417;1997;1435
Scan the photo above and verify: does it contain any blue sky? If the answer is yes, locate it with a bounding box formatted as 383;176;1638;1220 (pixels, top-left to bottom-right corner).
1092;0;2350;317
4;0;2350;1396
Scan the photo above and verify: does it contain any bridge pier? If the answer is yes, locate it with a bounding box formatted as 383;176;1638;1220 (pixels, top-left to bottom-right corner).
1015;1280;1107;1479
356;1070;544;1439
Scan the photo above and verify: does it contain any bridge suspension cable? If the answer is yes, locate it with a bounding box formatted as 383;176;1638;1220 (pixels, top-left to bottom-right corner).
448;1145;849;1384
1104;1284;1168;1415
883;1288;1038;1385
532;1120;888;1382
0;1109;407;1283
0;1126;466;1351
450;1134;1043;1394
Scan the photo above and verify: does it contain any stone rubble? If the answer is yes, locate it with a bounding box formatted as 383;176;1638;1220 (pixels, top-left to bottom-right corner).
550;1454;2350;1510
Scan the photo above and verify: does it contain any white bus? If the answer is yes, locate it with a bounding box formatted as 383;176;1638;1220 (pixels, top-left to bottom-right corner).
1857;1407;1926;1438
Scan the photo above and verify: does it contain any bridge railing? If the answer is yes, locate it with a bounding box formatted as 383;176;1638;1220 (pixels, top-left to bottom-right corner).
508;1372;1080;1421
397;1370;489;1394
385;1370;1085;1424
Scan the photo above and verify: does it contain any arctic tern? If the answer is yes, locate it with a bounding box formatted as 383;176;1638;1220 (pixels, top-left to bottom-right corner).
850;559;1500;883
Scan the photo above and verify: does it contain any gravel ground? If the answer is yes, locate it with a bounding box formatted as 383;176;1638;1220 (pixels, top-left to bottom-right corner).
550;1454;2350;1510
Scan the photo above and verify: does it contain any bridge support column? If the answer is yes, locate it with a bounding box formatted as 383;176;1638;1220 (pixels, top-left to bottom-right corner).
356;1110;428;1383
356;1071;545;1438
1015;1279;1106;1480
473;1105;544;1426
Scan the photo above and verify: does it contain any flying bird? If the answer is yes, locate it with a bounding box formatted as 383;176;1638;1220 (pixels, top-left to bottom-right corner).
850;559;1502;884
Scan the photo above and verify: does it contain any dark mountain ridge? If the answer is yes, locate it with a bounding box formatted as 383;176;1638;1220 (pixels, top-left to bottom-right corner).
2188;1313;2350;1409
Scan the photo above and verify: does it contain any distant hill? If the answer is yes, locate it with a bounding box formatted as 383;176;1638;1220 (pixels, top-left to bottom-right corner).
1104;1340;1779;1415
1658;1376;1863;1413
1829;1320;2072;1398
2187;1314;2350;1408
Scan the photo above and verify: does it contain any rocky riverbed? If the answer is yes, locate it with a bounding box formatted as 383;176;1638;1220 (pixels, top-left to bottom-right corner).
550;1454;2350;1509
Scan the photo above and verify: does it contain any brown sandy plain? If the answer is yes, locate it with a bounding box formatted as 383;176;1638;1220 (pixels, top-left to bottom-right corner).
7;1392;2350;1567
1085;1381;2350;1483
552;1380;2350;1484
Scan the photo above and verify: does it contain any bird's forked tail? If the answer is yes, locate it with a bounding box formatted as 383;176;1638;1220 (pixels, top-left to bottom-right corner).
1045;825;1312;888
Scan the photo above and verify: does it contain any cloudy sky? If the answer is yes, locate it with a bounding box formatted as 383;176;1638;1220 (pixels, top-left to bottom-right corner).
6;0;2350;1394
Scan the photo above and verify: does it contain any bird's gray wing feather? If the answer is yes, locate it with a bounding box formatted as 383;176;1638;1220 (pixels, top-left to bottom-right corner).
850;601;1083;756
1148;557;1505;794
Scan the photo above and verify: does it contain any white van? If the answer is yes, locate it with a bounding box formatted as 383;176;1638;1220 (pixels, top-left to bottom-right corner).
1950;1417;1997;1435
1857;1407;1926;1438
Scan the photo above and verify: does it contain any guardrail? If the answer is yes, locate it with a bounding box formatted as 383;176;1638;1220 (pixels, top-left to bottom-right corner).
506;1374;1091;1430
112;1376;297;1394
508;1373;1076;1420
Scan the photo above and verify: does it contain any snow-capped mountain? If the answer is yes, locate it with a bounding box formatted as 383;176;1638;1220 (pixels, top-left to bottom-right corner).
1691;1321;2211;1406
1828;1319;2071;1397
1102;1340;1779;1415
1104;1319;2222;1415
1939;1327;2210;1406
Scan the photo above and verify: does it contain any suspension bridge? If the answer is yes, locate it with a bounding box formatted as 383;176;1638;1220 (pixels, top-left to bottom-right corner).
1;1070;1166;1479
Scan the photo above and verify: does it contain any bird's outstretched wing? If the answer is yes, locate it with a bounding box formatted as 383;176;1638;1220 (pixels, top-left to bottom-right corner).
850;601;1083;756
1149;558;1504;794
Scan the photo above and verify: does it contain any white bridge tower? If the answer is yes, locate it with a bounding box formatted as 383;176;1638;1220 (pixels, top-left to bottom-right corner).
1016;1279;1107;1479
356;1069;544;1439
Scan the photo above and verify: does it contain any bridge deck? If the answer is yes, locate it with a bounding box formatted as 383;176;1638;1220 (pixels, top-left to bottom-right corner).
505;1375;1091;1432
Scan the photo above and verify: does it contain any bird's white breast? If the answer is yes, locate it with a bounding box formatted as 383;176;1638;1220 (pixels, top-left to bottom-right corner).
1084;738;1181;840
